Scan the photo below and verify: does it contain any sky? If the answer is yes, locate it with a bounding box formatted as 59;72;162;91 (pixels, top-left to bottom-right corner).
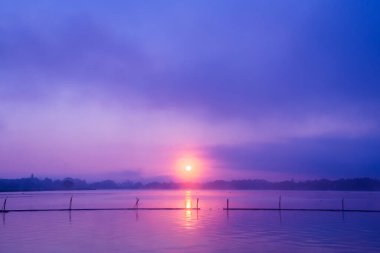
0;0;380;181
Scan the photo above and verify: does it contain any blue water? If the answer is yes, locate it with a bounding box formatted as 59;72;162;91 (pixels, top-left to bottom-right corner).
1;190;380;252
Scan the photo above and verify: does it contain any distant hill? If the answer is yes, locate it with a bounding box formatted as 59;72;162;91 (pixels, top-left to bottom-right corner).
0;176;380;192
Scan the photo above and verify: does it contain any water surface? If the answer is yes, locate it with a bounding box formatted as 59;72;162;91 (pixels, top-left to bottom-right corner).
1;190;380;253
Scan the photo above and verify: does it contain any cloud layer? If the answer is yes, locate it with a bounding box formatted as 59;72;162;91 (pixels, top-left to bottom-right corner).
0;0;380;180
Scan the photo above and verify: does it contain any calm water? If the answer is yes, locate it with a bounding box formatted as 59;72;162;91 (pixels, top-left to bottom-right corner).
1;190;380;253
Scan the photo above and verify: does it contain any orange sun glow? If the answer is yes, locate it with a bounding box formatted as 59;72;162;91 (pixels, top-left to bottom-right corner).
185;165;192;172
175;155;204;181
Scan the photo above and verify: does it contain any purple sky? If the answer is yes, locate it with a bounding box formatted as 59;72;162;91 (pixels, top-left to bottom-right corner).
1;0;380;181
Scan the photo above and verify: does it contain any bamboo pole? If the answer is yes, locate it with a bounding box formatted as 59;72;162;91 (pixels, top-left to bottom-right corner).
69;196;73;211
2;198;7;212
135;197;140;209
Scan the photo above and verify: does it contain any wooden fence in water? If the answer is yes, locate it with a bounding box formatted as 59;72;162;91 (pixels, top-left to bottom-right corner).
1;196;380;213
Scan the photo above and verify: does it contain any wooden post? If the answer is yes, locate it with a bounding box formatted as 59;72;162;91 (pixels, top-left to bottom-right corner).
227;198;229;210
196;198;199;210
69;196;73;211
2;198;7;212
135;197;140;209
279;196;282;210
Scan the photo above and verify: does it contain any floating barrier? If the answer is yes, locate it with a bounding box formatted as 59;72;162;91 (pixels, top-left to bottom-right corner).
223;208;380;213
1;207;200;213
223;197;380;213
0;196;200;213
1;196;380;213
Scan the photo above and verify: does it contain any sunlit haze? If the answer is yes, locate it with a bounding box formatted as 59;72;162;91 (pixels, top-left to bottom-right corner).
1;1;380;182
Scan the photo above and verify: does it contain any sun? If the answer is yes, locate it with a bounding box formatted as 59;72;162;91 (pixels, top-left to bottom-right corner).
175;155;204;181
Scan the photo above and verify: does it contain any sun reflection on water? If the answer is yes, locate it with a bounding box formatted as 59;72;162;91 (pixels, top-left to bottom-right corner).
184;191;193;229
185;199;192;209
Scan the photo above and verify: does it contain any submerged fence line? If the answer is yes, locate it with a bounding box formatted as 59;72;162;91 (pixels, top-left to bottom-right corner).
223;197;380;213
1;207;201;213
0;196;201;213
1;196;380;213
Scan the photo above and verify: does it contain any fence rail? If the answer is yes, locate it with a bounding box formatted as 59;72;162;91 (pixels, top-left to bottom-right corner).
1;197;380;213
0;207;200;213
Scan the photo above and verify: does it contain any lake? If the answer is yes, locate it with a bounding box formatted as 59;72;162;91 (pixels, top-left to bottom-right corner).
1;190;380;252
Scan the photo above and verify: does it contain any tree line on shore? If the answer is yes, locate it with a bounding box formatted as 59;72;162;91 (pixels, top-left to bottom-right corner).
1;176;380;192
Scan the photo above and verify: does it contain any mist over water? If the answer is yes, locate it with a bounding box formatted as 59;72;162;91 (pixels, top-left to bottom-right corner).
1;190;380;253
1;1;380;252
